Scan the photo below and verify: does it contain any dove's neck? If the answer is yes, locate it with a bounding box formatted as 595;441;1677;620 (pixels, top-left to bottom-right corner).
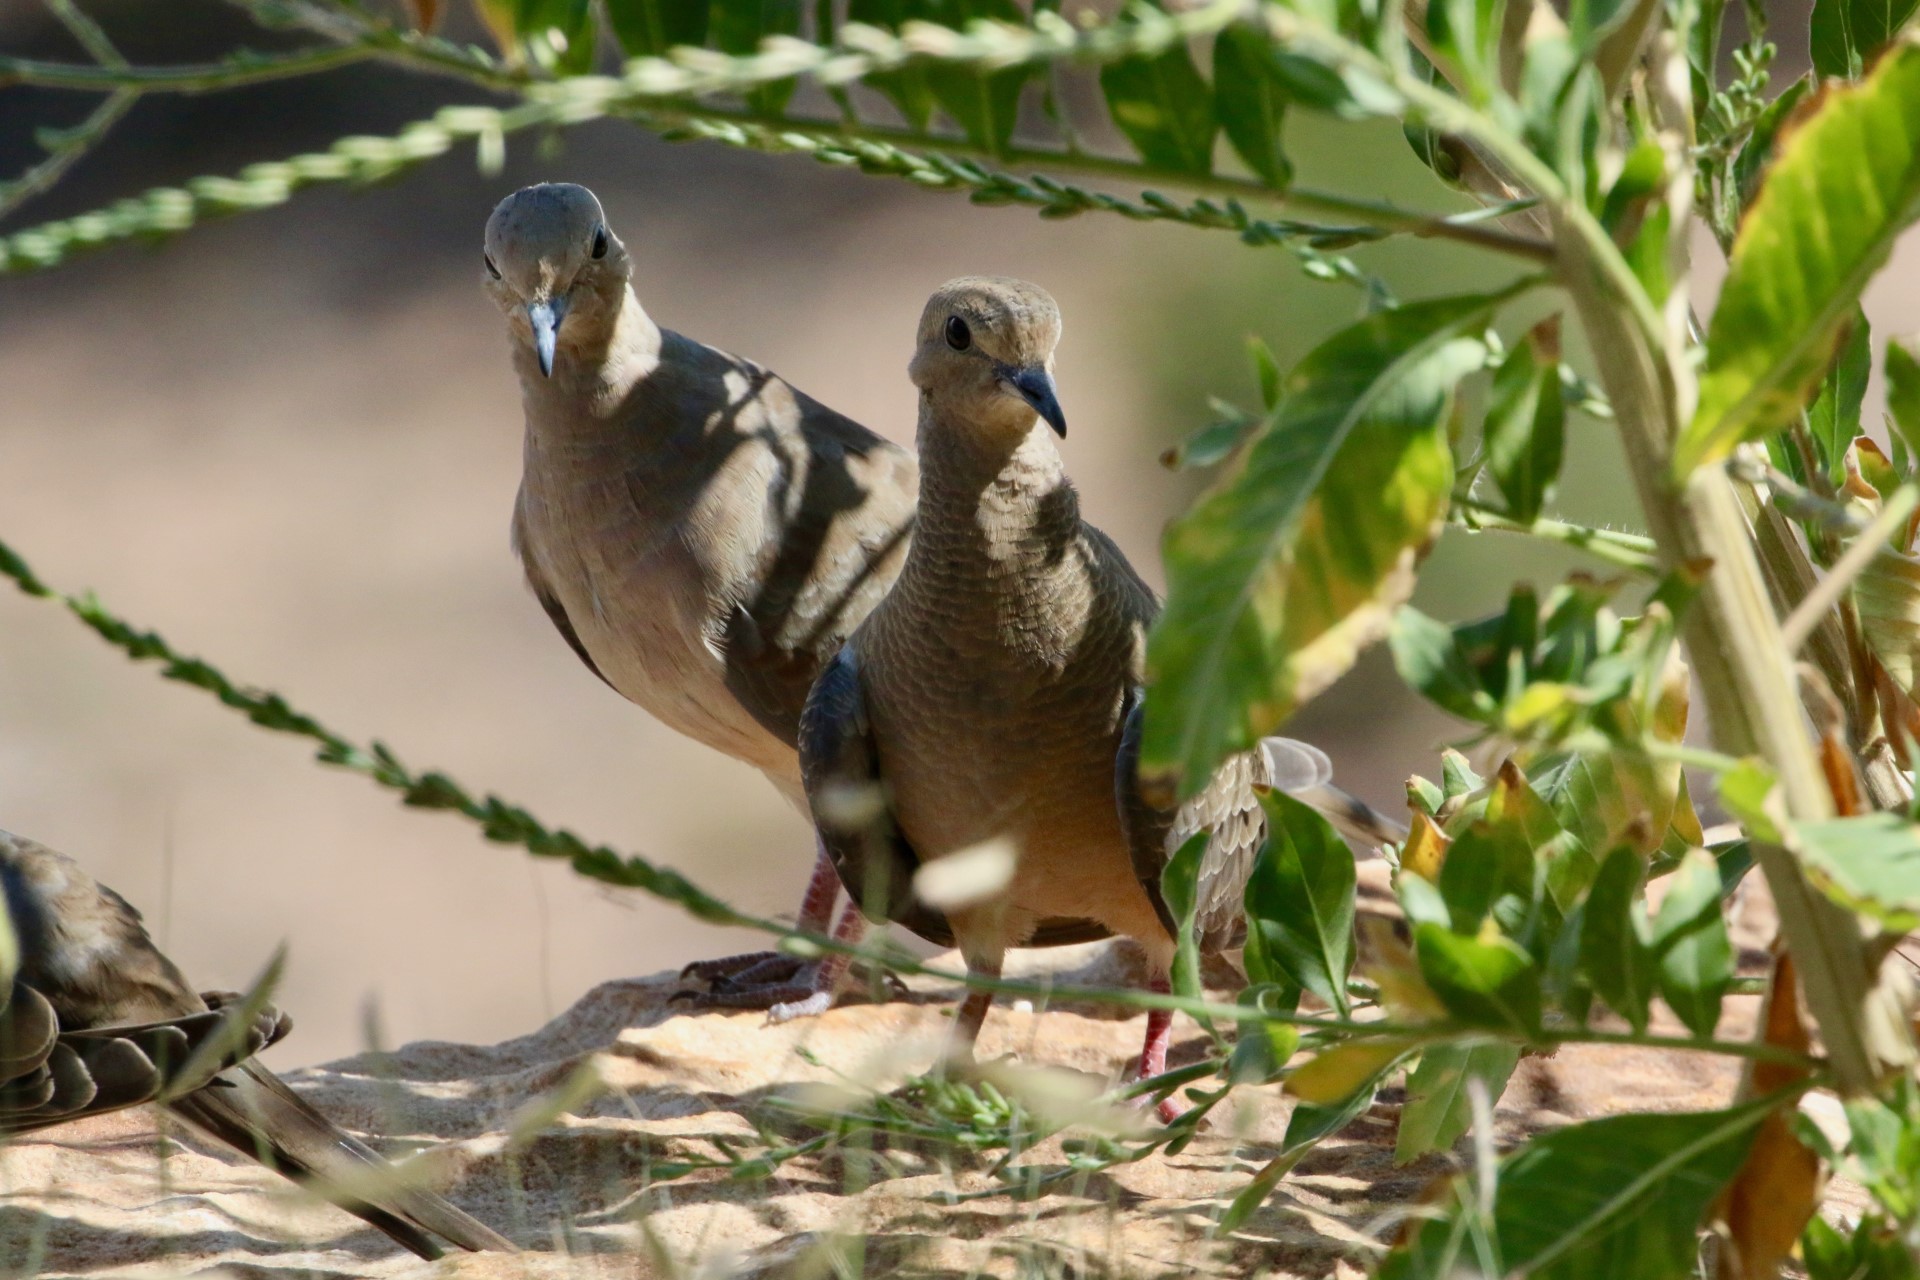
519;284;663;420
906;403;1081;589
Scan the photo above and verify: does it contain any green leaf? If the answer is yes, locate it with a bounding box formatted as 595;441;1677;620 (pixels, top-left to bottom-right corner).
1228;988;1301;1084
1651;848;1732;1037
1161;405;1262;472
712;0;803;114
1797;811;1920;929
606;0;709;55
1415;924;1542;1032
1143;295;1490;794
1735;75;1811;211
1160;832;1209;1003
1221;1043;1409;1233
1484;319;1567;524
1397;1041;1521;1163
923;0;1030;156
1283;1044;1406;1152
1243;793;1356;1016
1391;606;1497;724
514;0;595;73
1681;41;1920;473
1580;845;1657;1032
1248;335;1283;411
1887;336;1920;460
1808;308;1873;480
1381;1097;1777;1280
1102;44;1217;174
849;0;935;130
1437;819;1535;934
1812;0;1920;80
1213;24;1291;187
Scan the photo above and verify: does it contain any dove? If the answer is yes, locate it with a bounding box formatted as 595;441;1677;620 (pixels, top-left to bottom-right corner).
483;181;931;1009
0;829;515;1259
798;278;1404;1116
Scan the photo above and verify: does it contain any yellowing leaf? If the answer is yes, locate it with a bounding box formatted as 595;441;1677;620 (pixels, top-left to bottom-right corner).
1287;1038;1413;1105
1681;40;1920;472
1142;296;1490;795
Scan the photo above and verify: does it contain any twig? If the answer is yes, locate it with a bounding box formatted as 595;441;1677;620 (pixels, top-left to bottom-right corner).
1450;496;1661;572
0;88;136;222
1782;484;1920;655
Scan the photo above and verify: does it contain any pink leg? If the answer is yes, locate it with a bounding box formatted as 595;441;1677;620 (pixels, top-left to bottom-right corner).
794;845;844;932
1135;974;1184;1123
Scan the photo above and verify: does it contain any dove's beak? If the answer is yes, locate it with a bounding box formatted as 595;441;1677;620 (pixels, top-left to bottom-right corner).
1005;365;1066;438
527;299;566;378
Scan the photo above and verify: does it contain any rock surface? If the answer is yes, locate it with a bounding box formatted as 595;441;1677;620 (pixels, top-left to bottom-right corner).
0;932;1849;1279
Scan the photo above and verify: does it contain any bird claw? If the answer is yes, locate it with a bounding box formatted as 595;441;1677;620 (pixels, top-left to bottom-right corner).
678;950;802;984
766;991;836;1024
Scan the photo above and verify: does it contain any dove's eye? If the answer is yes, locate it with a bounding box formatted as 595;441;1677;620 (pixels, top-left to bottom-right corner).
591;226;608;259
945;316;971;351
484;253;501;280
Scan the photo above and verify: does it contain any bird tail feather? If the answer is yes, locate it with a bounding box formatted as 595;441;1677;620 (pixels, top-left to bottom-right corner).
166;1062;514;1259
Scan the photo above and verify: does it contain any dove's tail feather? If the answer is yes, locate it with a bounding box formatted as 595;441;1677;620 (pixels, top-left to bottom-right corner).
166;1062;515;1259
1291;783;1411;848
1257;737;1409;849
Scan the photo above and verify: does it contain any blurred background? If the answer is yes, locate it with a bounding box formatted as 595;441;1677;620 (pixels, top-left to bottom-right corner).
0;0;1899;1062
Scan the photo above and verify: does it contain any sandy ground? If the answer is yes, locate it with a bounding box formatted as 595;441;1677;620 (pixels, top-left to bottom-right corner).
0;934;1844;1280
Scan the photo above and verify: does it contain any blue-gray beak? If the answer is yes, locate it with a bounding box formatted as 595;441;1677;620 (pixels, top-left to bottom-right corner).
1005;365;1066;437
527;299;566;378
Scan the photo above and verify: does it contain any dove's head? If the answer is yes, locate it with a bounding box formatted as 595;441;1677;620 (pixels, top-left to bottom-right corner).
910;277;1066;439
483;183;631;378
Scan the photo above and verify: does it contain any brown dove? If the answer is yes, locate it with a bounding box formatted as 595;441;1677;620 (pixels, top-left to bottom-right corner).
483;181;926;1007
798;278;1403;1115
0;829;514;1258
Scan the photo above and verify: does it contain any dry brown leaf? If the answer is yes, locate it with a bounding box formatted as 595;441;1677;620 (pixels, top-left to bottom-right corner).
1715;953;1822;1280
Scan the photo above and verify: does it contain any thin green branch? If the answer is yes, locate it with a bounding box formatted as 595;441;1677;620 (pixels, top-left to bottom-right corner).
0;87;136;222
1782;483;1920;655
0;43;376;92
45;0;125;68
1450;496;1661;572
0;93;1494;276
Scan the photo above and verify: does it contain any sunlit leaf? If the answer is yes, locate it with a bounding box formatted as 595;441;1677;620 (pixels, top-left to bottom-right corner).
1243;793;1356;1016
1213;24;1291;187
1682;41;1920;472
1652;848;1732;1037
1380;1098;1778;1279
1143;296;1490;795
1397;1041;1521;1163
1797;811;1920;930
1415;924;1542;1032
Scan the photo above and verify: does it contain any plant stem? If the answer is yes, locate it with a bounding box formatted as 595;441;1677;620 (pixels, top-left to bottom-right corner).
0;44;375;91
1449;497;1661;571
